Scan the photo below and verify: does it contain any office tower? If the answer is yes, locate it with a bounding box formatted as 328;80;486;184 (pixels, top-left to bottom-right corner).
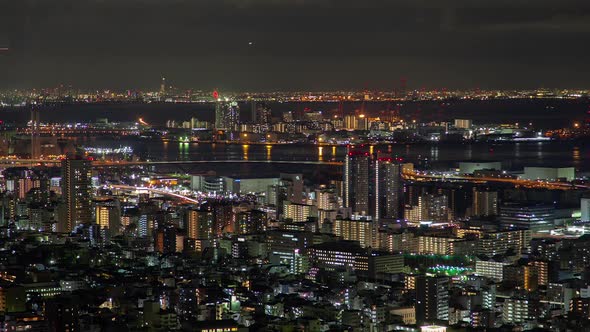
499;203;555;231
416;275;449;324
472;189;498;217
375;157;412;221
95;198;121;237
215;100;240;131
344;149;370;215
308;241;404;277
186;207;215;240
60;157;92;232
266;230;313;274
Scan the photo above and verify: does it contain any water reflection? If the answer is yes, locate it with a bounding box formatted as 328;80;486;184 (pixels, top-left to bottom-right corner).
242;144;249;160
266;145;272;160
179;142;189;160
430;146;439;161
318;146;324;162
537;142;544;159
573;146;581;166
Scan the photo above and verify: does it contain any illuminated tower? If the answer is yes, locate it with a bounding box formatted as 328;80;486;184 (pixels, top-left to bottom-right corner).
250;100;257;122
30;108;40;159
215;100;240;132
416;275;449;324
375;156;411;221
256;103;272;129
344;147;370;215
186;207;215;240
95;198;121;237
160;77;166;95
60;157;92;232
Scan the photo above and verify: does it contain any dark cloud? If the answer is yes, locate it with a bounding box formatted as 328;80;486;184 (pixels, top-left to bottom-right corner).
1;0;589;90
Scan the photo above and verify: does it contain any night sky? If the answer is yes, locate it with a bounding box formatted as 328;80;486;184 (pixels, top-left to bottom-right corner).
1;0;590;91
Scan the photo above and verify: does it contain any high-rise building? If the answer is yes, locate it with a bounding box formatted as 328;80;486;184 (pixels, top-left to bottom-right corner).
235;209;267;234
308;241;404;277
375;157;412;221
160;77;166;95
415;275;449;324
253;102;271;127
279;173;304;204
581;198;590;222
344;149;370;215
502;297;537;324
60;157;92;232
405;194;450;226
283;201;315;223
477;230;532;256
333;217;376;248
215;100;240;132
186;208;215;240
472;189;498;217
155;224;179;254
344;115;356;130
95;198;121;237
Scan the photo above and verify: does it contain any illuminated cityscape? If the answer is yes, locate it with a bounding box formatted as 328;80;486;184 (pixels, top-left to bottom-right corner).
2;1;590;331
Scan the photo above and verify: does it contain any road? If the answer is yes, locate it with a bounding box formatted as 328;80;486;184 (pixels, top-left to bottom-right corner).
108;184;200;203
0;158;585;190
403;171;584;190
0;159;344;168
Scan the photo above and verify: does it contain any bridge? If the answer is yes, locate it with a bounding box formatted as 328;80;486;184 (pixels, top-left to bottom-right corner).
0;158;344;168
108;184;200;204
403;171;584;190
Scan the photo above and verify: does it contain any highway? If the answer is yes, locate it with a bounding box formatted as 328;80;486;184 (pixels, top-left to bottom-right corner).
0;159;344;168
92;160;344;167
0;158;585;190
108;184;200;203
403;171;584;190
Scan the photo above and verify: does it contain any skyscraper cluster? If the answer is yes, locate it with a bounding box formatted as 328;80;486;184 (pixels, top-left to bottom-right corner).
344;147;411;221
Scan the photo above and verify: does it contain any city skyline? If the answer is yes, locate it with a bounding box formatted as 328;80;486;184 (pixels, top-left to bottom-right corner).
3;1;590;331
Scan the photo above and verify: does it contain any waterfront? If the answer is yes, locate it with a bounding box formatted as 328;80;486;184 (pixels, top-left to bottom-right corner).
89;138;590;173
1;98;589;128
